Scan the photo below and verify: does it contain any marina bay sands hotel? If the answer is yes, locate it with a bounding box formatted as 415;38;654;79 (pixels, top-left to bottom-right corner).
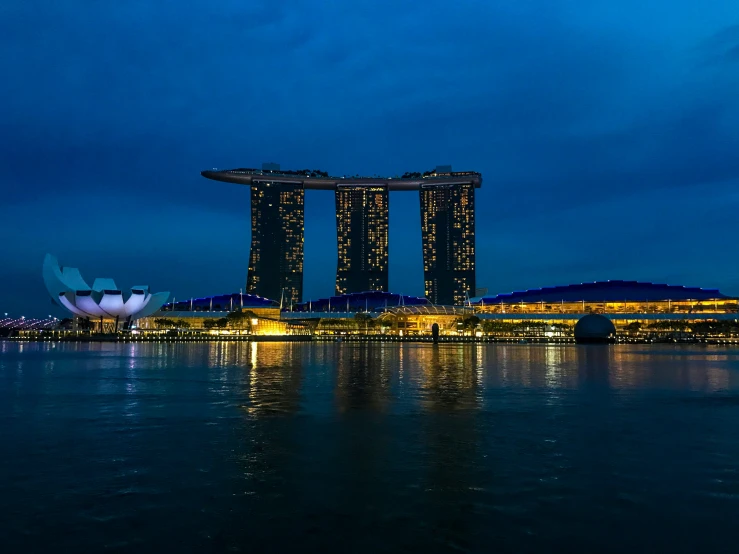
201;164;482;306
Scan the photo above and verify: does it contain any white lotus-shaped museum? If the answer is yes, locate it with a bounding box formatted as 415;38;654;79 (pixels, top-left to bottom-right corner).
43;254;169;321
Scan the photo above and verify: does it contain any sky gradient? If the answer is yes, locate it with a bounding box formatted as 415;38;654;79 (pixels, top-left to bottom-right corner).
2;1;739;316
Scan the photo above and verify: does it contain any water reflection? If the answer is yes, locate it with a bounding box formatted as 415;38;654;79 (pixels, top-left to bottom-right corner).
416;346;483;550
335;344;392;412
417;345;481;412
592;347;735;393
243;342;304;416
576;346;614;391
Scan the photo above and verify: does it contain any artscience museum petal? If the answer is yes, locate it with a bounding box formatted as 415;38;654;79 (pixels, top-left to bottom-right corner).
43;254;169;322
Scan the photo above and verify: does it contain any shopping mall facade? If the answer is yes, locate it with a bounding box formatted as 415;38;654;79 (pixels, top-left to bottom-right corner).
133;281;739;341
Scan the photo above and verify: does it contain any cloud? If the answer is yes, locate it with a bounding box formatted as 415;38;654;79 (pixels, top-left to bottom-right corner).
2;0;739;313
700;23;739;64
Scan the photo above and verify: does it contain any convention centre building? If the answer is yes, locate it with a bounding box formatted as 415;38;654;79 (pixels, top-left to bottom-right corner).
137;281;738;341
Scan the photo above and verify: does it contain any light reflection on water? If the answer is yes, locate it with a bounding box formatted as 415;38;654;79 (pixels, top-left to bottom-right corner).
2;341;739;552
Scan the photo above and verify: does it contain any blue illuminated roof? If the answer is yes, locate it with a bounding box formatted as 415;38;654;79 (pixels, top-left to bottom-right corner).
471;280;732;305
291;291;430;312
162;292;278;312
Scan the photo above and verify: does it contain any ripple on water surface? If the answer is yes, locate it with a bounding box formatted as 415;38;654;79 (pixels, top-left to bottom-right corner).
2;341;739;552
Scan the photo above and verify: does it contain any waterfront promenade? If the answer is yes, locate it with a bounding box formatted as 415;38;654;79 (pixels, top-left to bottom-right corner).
7;331;739;346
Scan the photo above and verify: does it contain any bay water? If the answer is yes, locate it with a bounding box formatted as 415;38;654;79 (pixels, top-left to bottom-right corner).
2;341;739;552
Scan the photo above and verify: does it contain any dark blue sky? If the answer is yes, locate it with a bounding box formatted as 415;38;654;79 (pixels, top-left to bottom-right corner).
2;1;739;316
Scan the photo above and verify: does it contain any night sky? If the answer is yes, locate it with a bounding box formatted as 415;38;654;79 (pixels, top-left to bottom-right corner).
2;1;739;316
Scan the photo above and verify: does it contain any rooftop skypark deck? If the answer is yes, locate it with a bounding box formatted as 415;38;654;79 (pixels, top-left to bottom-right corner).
201;167;482;190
